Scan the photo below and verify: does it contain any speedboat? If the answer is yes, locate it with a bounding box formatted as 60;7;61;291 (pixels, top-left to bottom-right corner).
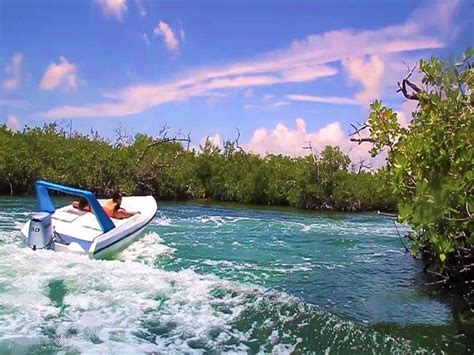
20;181;157;258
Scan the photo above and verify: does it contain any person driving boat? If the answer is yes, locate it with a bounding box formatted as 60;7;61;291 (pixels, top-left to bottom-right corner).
103;192;140;219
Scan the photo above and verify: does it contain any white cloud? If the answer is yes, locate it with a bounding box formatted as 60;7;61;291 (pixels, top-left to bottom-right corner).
39;57;78;92
343;54;385;104
288;94;359;105
3;53;23;91
154;21;180;52
98;0;127;21
396;100;418;127
246;118;343;156
37;0;459;119
245;118;376;164
5;114;21;130
142;33;151;47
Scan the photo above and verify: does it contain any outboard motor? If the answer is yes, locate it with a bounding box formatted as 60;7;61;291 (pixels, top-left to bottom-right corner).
28;212;54;250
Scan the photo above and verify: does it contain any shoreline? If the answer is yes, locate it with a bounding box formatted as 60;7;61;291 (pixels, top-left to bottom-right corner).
0;194;398;214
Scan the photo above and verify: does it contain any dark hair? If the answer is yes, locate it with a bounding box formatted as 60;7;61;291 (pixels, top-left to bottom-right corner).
78;198;89;209
112;191;122;202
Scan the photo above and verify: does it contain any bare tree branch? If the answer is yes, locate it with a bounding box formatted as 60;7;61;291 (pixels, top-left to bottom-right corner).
137;125;192;163
113;125;133;148
137;137;191;163
234;128;246;154
350;137;375;144
349;123;369;137
353;158;374;174
396;65;421;101
302;141;318;164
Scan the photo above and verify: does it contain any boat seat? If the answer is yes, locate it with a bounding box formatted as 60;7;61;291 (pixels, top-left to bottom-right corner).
52;210;81;223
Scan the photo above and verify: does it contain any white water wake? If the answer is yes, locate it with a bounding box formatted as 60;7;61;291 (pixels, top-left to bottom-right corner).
118;232;176;265
0;242;257;353
0;230;422;354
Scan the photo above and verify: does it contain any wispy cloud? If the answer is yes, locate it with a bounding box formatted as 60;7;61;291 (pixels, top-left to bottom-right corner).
0;99;29;108
196;91;230;106
262;94;274;102
38;0;458;119
39;57;79;92
97;0;127;21
287;94;359;105
244;95;290;111
134;0;146;17
244;89;254;98
39;64;336;118
3;53;23;91
154;21;180;52
142;33;151;47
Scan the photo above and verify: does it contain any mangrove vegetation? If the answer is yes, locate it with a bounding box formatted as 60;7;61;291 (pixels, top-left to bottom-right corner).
0;123;394;212
351;49;473;310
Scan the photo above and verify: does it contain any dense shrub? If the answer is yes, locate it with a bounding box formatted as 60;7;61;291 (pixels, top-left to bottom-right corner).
358;49;473;286
0;124;395;212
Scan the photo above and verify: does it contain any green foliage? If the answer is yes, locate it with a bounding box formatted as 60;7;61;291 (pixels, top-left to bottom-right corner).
0;124;394;212
366;49;473;266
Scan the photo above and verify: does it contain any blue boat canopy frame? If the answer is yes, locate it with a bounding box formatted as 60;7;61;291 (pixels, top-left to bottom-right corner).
35;180;115;232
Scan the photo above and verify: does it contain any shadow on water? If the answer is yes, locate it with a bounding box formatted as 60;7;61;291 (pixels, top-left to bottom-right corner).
46;279;68;308
411;271;474;352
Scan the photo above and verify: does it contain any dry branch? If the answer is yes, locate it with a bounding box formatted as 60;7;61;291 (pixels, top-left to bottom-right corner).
350;137;375;144
234;128;246;154
396;65;422;101
137;133;191;163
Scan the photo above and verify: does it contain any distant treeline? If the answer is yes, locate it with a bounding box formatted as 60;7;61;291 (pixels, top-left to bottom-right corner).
0;124;396;212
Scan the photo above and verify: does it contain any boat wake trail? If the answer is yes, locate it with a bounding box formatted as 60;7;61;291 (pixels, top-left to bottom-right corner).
0;241;423;353
118;232;176;265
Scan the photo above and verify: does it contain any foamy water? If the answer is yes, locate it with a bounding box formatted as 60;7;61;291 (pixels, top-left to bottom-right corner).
0;244;420;353
119;232;176;265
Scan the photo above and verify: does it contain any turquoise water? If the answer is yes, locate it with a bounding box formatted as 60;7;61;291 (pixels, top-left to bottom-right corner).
0;197;470;353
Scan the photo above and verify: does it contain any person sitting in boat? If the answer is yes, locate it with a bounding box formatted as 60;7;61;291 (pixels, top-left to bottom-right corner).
103;192;140;219
72;197;91;212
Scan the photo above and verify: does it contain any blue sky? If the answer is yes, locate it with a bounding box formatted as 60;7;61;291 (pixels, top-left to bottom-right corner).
0;0;472;160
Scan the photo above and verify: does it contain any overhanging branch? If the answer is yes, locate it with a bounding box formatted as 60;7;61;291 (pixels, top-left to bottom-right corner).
397;65;421;101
